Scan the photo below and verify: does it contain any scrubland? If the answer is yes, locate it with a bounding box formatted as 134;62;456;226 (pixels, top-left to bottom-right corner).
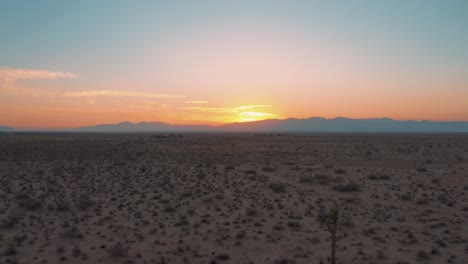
0;133;466;264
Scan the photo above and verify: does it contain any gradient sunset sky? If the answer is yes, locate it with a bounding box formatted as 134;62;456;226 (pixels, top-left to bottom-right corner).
1;0;467;129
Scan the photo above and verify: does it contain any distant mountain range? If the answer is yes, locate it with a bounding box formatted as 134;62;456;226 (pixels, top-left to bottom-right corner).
3;117;468;133
0;125;14;132
70;117;468;133
72;121;213;132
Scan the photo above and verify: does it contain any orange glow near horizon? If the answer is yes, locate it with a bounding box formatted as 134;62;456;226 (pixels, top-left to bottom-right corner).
2;2;468;129
1;72;468;129
1;68;468;129
1;26;468;129
2;92;468;130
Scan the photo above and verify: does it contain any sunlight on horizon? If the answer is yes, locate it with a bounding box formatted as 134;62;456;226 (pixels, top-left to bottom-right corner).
1;1;467;129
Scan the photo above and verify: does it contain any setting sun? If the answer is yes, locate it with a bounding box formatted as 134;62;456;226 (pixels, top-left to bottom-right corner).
1;1;467;130
237;111;277;122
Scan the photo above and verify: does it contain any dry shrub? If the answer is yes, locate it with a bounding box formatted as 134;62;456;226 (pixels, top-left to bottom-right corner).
333;182;360;192
268;182;287;193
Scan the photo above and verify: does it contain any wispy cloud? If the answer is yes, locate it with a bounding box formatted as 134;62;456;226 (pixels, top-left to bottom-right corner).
178;105;271;113
177;106;233;113
64;90;185;98
234;105;270;111
141;102;169;110
0;67;77;96
0;67;77;82
185;100;208;104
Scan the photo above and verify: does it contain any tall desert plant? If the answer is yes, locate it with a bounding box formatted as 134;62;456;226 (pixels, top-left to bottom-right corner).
155;256;166;264
318;203;340;264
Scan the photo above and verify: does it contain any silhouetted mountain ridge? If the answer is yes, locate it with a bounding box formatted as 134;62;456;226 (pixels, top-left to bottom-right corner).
71;117;468;133
73;121;212;132
0;125;14;132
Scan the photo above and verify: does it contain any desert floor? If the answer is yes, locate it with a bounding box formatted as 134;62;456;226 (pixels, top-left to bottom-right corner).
0;133;467;264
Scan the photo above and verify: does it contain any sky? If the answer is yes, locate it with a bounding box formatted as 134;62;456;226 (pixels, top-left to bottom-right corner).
0;0;467;129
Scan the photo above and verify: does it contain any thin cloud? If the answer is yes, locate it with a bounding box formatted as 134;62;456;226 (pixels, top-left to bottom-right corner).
185;100;208;104
178;107;233;113
64;90;185;98
234;105;270;111
0;67;77;82
178;105;272;113
0;67;76;96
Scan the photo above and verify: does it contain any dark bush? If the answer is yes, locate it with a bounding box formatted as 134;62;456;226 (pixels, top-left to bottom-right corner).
368;174;391;180
56;201;71;212
268;182;287;193
299;175;314;183
333;182;360;192
216;253;230;261
245;207;259;217
224;165;235;170
62;226;83;239
334;168;346;174
76;195;94;210
275;257;297;264
417;250;429;261
379;175;391;180
18;197;42;210
0;214;21;229
3;246;17;256
315;174;331;185
399;193;412;201
261;166;276;172
108;242;128;257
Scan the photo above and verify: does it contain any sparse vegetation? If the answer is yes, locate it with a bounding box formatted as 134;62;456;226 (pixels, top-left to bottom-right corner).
416;167;427;172
0;134;465;263
333;182;360;192
268;182;288;193
417;250;429;261
261;166;276;172
76;194;94;210
299;175;314;183
17;196;42;210
315;174;331;185
0;214;22;229
108;242;128;257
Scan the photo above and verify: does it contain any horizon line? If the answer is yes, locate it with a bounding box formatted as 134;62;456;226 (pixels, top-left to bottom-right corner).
3;116;468;131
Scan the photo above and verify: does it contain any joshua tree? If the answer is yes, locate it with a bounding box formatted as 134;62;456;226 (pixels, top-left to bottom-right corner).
318;203;340;264
156;256;166;264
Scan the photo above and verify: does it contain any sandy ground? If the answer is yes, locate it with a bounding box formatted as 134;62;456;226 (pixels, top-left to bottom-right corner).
0;133;467;264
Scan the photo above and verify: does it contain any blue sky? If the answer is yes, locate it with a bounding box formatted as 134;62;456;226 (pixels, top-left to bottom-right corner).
2;0;467;72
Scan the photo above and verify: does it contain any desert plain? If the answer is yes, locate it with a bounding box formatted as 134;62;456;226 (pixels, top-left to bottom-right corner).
0;133;466;264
